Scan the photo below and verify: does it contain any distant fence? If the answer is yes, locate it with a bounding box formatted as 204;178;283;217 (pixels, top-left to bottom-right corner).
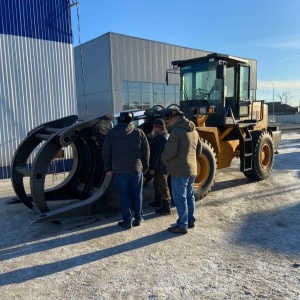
274;114;300;124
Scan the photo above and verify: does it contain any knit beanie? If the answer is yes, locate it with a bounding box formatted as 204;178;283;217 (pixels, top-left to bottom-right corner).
153;118;165;128
118;112;133;124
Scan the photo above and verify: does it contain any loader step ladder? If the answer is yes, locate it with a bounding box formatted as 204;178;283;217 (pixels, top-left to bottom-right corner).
238;127;253;172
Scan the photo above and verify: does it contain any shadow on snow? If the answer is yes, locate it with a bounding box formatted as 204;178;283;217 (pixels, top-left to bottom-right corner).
232;203;300;257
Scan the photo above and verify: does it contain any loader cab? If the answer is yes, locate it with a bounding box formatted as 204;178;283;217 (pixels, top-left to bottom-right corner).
171;53;252;126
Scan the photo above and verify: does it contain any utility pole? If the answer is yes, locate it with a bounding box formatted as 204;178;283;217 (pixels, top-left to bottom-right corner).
272;83;275;120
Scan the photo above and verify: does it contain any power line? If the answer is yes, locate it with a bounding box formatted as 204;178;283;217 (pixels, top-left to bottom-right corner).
71;1;88;121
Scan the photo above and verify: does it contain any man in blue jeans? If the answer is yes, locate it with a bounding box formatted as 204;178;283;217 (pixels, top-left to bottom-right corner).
162;111;201;234
103;112;150;229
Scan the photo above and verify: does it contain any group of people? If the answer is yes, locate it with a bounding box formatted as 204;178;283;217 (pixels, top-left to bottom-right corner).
103;110;201;234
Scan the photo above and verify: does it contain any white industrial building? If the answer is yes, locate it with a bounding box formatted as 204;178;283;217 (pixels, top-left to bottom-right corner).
74;32;258;121
0;0;77;179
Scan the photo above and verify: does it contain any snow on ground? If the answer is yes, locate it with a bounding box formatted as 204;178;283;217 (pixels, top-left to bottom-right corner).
0;129;299;299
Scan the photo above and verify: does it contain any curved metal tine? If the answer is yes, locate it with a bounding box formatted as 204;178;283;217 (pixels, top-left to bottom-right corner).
43;143;79;201
11;126;47;209
30;133;64;213
44;133;102;202
11;115;78;210
30;117;102;213
32;175;114;223
80;137;98;197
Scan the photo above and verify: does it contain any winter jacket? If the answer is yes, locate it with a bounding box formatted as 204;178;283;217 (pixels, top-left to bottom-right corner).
149;130;168;173
162;117;201;177
103;122;150;174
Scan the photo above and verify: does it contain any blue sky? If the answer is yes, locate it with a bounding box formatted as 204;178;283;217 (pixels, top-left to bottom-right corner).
70;0;300;106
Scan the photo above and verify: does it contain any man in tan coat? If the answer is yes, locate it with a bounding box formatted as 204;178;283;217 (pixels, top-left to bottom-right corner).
162;111;201;234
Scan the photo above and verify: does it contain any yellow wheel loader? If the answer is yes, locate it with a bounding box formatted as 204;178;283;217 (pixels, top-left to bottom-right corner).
156;53;281;200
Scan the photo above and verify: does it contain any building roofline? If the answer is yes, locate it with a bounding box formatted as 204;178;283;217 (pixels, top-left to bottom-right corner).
74;31;257;62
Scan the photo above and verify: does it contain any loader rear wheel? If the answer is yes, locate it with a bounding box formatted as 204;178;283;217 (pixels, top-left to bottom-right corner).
243;131;274;180
194;139;217;201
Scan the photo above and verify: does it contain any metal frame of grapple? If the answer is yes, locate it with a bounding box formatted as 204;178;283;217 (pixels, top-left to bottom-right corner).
10;115;119;222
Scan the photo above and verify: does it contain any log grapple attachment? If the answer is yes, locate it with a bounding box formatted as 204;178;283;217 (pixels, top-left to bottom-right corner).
10;115;120;222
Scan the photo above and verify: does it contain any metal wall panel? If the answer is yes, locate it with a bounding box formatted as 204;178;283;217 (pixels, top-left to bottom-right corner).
0;0;76;179
110;33;211;112
74;34;113;120
110;33;211;84
77;91;113;121
0;35;77;178
0;0;72;43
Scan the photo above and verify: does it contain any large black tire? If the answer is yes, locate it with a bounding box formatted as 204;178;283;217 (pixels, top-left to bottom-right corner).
243;131;274;180
194;139;217;201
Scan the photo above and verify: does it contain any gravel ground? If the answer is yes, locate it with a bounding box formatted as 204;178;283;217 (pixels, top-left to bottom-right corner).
0;130;299;300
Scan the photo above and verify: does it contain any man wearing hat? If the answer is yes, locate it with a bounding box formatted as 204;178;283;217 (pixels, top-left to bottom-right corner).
103;112;150;229
162;111;201;234
148;118;171;215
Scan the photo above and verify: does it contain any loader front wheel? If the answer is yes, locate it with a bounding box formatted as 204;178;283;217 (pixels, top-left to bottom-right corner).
243;131;274;180
194;139;217;201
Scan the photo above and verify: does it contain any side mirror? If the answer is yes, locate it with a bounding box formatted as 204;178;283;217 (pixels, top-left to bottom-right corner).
165;68;180;86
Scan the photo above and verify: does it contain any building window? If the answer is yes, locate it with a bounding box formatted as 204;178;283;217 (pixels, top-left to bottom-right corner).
128;81;142;109
153;83;165;107
141;82;153;109
122;80;179;111
122;81;129;110
165;84;176;108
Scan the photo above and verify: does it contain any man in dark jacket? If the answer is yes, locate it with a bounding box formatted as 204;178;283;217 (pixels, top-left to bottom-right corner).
162;111;201;234
103;112;150;229
148;118;171;214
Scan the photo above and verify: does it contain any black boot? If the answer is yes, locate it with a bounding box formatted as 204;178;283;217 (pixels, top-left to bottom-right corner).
148;195;161;208
155;198;171;215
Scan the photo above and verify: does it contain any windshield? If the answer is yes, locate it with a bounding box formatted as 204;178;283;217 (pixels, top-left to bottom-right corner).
181;62;221;102
179;59;250;117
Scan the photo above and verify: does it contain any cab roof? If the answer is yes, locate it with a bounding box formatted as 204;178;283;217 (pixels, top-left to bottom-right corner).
172;53;249;67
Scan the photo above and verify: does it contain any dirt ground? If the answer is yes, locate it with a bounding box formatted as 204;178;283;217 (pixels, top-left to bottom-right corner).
0;129;299;300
